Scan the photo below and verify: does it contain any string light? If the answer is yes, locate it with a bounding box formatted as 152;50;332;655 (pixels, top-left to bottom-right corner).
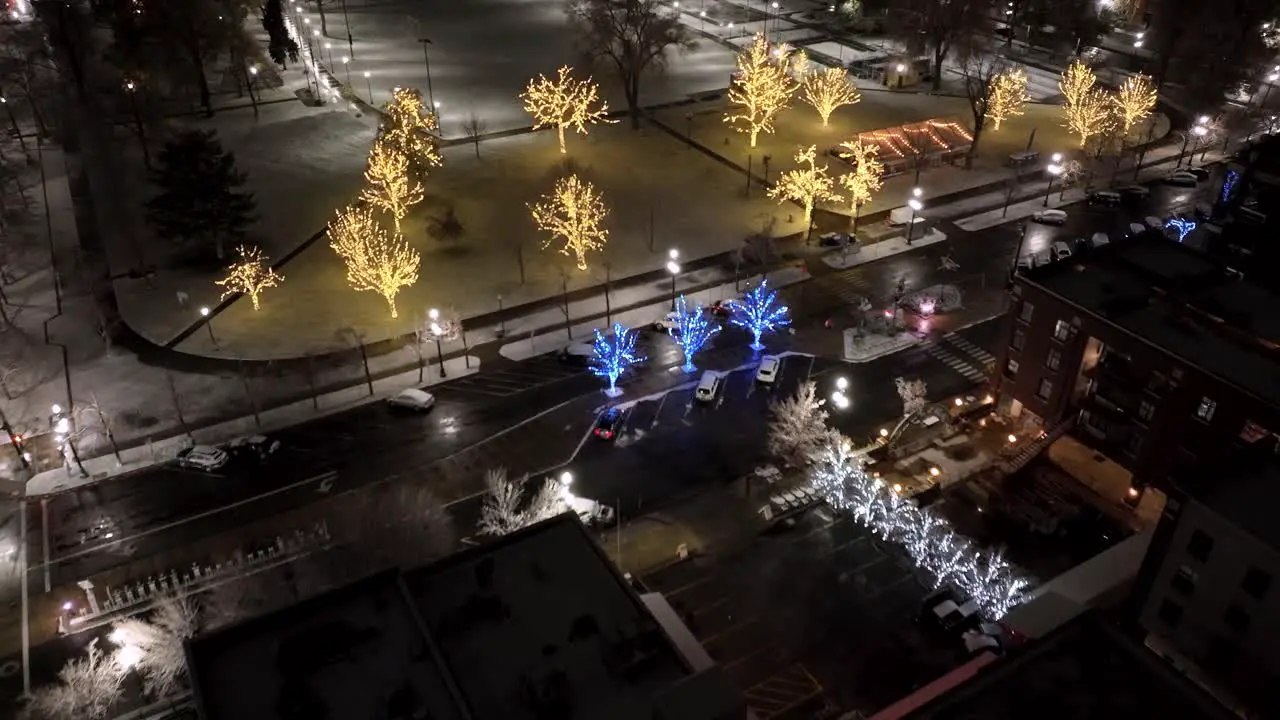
728;279;790;350
669;295;721;372
591;323;645;393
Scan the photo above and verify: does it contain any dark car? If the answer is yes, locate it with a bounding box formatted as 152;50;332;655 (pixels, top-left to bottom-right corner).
1184;166;1211;181
1117;185;1150;200
708;300;734;320
593;408;624;440
1087;190;1122;207
817;231;850;248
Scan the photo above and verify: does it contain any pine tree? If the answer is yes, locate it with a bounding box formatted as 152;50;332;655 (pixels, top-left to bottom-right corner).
263;0;299;69
146;130;257;263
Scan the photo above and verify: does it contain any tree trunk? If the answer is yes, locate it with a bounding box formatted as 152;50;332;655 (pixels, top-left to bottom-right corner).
189;44;215;117
626;75;642;130
318;0;328;35
515;243;525;284
931;46;945;91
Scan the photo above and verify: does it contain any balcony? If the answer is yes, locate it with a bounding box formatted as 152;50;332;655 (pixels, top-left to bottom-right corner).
1087;355;1145;387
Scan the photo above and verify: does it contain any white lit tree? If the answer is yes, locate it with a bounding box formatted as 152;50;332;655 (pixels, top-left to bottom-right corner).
327;205;421;319
798;57;860;126
768;381;836;467
520;65;614;154
477;467;566;536
810;438;1033;617
895;376;928;417
837;138;884;231
724;33;798;147
360;138;425;233
107;596;200;698
768;145;843;229
214;245;283;311
528;173;610;271
669;294;720;372
24;639;125;720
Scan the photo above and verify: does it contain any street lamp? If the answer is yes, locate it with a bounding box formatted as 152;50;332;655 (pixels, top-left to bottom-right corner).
363;70;373;105
199;306;219;348
417;37;436;110
905;187;923;244
1043;152;1063;206
341;55;352;86
830;377;850;410
122;78;149;168
770;1;780;40
428;307;447;378
324;41;333;67
1133;31;1144;48
666;248;681;310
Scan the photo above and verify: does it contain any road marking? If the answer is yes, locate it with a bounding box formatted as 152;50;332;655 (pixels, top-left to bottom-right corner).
316;476;335;494
39;470;340;568
650;392;670;428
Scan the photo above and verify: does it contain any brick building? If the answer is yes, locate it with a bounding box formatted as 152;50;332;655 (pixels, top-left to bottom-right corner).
992;236;1280;493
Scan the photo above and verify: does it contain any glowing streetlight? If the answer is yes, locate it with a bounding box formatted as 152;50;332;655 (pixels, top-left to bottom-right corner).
363;70;373;105
1043;152;1063;206
341;55;351;86
667;249;681;310
929;466;941;477
905;188;924;244
560;470;574;486
830;377;850;410
199;306;219;347
428;307;447;378
1007;434;1018;444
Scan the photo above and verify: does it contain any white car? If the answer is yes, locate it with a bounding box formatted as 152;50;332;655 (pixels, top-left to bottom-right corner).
1031;209;1067;225
695;371;721;402
564;495;616;527
652;311;681;333
388;388;436;411
176;445;229;472
559;341;594;366
756;355;781;384
1050;241;1073;261
1163;171;1198;187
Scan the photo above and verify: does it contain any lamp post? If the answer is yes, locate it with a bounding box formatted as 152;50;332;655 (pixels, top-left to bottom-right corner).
1190;121;1208;166
324;42;333;68
340;0;354;58
1179;115;1208;167
417;37;436;110
1262;67;1280;107
363;70;373;105
830;377;850;410
200;307;219;348
428;308;447;378
123;79;149;169
1042;152;1062;206
341;56;351;86
770;1;780;41
905;187;923;244
666;249;681;310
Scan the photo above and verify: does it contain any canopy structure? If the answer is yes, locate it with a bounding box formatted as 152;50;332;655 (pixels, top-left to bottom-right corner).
833;117;974;176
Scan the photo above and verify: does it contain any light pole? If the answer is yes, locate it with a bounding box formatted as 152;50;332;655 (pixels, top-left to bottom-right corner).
1190;121;1208;166
123;80;149;169
340;0;354;58
428;308;447;378
905;187;923;244
1262;68;1279;107
418;37;436;110
200;307;219;348
1042;152;1062;206
830;377;850;410
325;41;333;68
342;56;351;86
666;249;680;311
1179;115;1208;167
245;65;260;116
770;1;780;41
363;70;373;105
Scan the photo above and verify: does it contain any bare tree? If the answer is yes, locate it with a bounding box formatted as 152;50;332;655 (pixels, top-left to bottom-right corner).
108;597;200;698
478;467;565;536
888;0;993;91
959;53;1004;169
75;395;123;464
567;0;695;129
0;355;23;400
23;639;124;720
462;112;487;158
767;381;836;467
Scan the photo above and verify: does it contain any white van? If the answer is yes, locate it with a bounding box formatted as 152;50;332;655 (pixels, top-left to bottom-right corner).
695;371;721;402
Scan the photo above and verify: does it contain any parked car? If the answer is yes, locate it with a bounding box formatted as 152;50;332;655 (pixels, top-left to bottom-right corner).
1090;232;1111;248
1117;185;1150;200
565;495;616;528
708;299;735;320
1087;190;1122;207
756;355;781;384
593;408;625;441
1183;166;1211;181
920;590;982;636
1050;241;1074;261
387;388;436;411
1143;216;1165;230
695;371;722;402
1194;203;1213;220
1163;171;1199;187
559;341;595;366
1127;222;1148;236
227;435;281;461
652;311;682;333
176;445;229;472
1031;209;1068;225
817;231;850;248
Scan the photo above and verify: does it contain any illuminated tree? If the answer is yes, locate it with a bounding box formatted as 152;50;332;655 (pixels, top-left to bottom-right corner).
591;322;645;394
328;205;421;319
377;87;443;181
669;294;721;372
986;68;1029;130
215;245;283;311
724;34;798;147
1059;60;1096;110
108;597;200;698
528;173;609;271
729;279;791;350
768;145;842;229
1112;73;1157;136
25;638;124;720
768;381;837;467
1060;60;1113;147
837;139;884;230
798;60;860;126
360;139;424;233
520;66;614;154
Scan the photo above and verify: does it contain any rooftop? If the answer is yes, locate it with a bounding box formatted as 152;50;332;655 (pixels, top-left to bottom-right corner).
1022;236;1280;409
187;515;733;720
903;612;1236;719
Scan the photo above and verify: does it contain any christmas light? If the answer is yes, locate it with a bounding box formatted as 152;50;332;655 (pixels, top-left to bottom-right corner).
810;440;1033;618
1059;61;1112;147
520;66;613;154
799;60;860;126
215;245;283;311
377;87;443;181
724;34;798;147
768;145;842;226
854;119;973;159
328;205;421;318
360;138;424;233
591;323;645;394
670;294;720;372
1165;217;1196;242
1112;73;1156;136
837;139;884;228
986;68;1029;130
729;279;790;350
528;173;609;271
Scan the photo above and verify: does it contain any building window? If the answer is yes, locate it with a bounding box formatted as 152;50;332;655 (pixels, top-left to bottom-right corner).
1187;530;1214;562
1146;371;1167;396
1158;599;1183;627
1045;349;1062;371
1138;399;1156;423
1052;319;1071;342
1018;301;1035;324
1036;378;1053;401
1006;358;1019;377
1223;604;1251;634
1011;328;1026;352
1241;568;1272;600
1171;565;1198;596
1195;397;1217;422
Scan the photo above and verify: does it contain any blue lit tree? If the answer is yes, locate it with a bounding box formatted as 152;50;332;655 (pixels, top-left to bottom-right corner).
590;323;645;396
1165;217;1196;243
729;279;791;350
670;295;720;372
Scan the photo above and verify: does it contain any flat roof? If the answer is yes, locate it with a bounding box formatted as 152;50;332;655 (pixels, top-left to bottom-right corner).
187;515;702;720
1023;236;1280;409
903;612;1236;719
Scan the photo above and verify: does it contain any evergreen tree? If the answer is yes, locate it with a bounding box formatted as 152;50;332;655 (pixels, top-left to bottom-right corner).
262;0;299;69
146;130;256;263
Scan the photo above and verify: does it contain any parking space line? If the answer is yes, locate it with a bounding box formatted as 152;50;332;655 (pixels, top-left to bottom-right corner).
433;384;513;398
722;641;779;670
656;574;716;601
743;664;824;719
698;615;758;648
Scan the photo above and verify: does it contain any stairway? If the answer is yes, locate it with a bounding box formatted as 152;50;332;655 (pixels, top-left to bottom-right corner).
998;415;1077;476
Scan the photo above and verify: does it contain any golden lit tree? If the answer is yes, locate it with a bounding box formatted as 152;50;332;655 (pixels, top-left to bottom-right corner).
1059;61;1113;147
768;145;842;229
328;205;421;319
521;66;614;154
725;34;798;148
1112;73;1157;136
360;139;424;233
986;68;1029;130
1059;60;1096;110
836;139;883;231
377;87;443;181
215;245;282;311
799;59;860;127
528;173;609;271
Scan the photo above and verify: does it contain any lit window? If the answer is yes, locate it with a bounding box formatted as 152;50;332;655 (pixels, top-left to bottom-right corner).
1036;378;1053;400
1006;358;1019;376
1052;319;1071;342
1018;301;1035;323
1196;397;1217;422
1045;349;1062;371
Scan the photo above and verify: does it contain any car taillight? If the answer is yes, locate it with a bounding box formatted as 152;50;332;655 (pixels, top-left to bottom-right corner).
598;430;612;438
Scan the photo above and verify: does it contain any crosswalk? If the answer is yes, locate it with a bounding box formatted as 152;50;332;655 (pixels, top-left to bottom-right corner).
925;331;996;383
814;269;875;305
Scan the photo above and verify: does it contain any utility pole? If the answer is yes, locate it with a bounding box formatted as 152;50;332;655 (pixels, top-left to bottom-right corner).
418;37;435;110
